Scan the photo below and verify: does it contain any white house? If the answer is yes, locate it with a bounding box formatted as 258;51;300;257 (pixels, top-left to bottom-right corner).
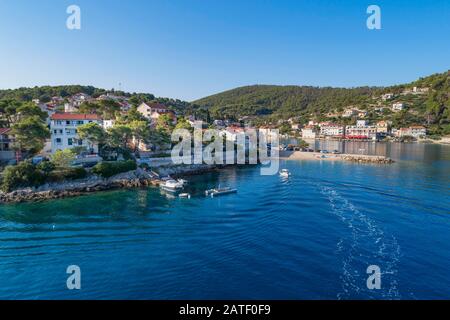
137;102;176;125
0;128;16;161
137;102;168;118
320;124;345;137
342;108;358;118
50;113;102;154
382;93;395;101
356;120;369;127
302;126;317;139
392;102;405;111
410;126;427;138
102;119;115;129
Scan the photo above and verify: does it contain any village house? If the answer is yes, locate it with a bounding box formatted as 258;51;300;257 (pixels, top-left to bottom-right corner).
397;127;412;137
320;123;345;138
220;126;245;142
392;102;405;111
301;125;318;139
342;108;358;118
0;128;16;162
376;120;392;134
409;125;427;138
102;119;115;129
50;113;102;154
382;93;395;101
97;93;132;111
346;120;377;140
413;87;429;94
137;102;177;125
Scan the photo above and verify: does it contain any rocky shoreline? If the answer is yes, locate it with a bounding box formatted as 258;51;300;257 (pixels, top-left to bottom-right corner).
0;164;219;204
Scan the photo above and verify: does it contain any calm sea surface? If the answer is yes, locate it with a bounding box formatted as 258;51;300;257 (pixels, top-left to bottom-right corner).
0;142;449;299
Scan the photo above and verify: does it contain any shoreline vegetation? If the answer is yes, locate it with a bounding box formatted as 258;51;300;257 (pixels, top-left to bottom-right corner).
0;150;395;204
0;164;221;204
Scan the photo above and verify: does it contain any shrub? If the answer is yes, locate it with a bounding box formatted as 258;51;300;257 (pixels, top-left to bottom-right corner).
92;160;137;178
47;167;87;182
36;161;56;175
1;161;45;192
51;149;76;167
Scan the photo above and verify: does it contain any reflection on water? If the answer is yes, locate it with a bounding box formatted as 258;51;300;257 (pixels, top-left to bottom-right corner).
0;144;449;299
284;139;450;163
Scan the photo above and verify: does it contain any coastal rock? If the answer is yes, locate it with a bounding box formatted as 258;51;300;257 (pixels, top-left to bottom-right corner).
0;164;220;204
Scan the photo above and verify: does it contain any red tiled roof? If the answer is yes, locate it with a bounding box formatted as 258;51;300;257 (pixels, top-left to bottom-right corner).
0;128;11;135
142;102;167;110
51;113;101;120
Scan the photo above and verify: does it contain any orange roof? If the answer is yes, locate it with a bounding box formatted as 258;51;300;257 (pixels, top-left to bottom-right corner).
51;113;101;120
0;128;11;135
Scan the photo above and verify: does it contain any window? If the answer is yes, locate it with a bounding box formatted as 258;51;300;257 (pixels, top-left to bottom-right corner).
56;138;62;144
66;121;71;125
68;138;73;146
78;139;83;146
77;121;84;125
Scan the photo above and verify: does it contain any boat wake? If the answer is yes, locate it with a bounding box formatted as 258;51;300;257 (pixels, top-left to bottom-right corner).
319;185;402;300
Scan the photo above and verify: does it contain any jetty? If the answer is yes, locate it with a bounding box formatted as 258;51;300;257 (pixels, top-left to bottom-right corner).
280;151;394;164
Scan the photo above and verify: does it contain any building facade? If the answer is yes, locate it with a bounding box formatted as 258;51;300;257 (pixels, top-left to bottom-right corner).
0;128;16;161
50;113;102;154
320;124;345;137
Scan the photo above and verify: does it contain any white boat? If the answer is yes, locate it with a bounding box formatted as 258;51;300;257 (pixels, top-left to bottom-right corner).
179;193;191;199
279;169;290;177
160;179;184;192
205;187;237;197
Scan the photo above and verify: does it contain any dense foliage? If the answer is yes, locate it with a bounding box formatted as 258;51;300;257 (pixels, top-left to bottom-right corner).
92;160;137;178
193;71;450;134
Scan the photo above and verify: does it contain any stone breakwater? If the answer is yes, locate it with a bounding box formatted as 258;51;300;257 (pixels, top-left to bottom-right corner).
0;164;218;204
340;154;394;163
280;151;394;163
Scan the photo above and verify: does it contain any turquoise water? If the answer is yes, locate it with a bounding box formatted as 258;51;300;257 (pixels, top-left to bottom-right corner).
0;143;449;299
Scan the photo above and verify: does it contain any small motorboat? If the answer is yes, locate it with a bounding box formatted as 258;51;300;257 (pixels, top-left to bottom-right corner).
179;193;191;199
279;169;290;177
160;179;184;192
205;187;237;197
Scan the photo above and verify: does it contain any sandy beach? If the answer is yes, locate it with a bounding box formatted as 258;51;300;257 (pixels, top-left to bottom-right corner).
279;150;343;161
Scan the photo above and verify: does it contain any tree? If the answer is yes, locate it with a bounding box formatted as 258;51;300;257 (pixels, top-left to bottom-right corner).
16;102;48;122
1;161;45;192
11;116;50;156
107;125;133;150
156;114;175;131
0;99;22;126
77;122;106;151
129;120;150;151
51;149;76;167
175;117;193;132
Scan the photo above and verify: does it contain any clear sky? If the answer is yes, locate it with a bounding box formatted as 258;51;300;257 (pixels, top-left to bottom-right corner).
0;0;448;101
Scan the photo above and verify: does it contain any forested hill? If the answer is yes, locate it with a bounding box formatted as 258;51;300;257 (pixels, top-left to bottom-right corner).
193;85;376;119
0;85;191;114
193;71;450;134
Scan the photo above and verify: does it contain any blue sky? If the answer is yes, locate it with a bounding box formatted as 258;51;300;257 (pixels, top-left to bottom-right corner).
0;0;448;101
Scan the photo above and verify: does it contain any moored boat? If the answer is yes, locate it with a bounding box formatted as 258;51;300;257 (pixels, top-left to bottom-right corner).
279;169;290;177
160;179;184;192
205;187;237;197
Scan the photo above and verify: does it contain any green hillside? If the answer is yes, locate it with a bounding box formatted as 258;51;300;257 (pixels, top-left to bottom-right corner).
193;71;450;135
